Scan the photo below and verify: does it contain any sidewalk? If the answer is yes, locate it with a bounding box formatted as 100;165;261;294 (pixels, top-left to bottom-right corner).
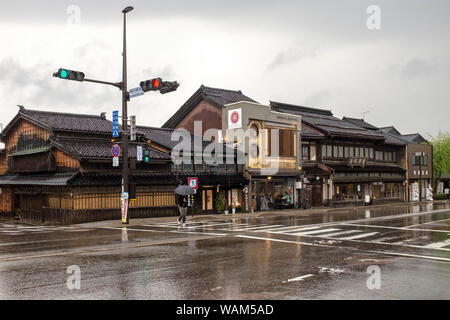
76;200;449;228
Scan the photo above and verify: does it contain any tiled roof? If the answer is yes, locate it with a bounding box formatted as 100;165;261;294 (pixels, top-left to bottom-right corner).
342;118;408;146
162;85;257;128
302;123;325;138
0;172;78;186
379;126;402;136
138;125;241;158
137;126;178;149
51;138;171;160
270;101;384;141
382;131;409;146
342;117;379;130
20;108;113;134
401;133;428;144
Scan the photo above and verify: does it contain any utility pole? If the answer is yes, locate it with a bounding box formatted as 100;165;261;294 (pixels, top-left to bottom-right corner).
121;6;133;224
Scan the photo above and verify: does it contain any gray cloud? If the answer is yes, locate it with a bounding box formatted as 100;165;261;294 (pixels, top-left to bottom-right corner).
0;0;449;138
398;57;437;78
267;44;317;71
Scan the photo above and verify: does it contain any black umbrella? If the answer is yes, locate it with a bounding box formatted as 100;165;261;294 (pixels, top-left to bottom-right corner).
174;185;195;195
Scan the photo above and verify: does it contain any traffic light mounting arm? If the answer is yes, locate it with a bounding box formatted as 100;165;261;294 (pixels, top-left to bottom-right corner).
84;78;123;89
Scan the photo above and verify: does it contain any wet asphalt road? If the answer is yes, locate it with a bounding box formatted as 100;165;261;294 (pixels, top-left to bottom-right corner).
0;202;449;300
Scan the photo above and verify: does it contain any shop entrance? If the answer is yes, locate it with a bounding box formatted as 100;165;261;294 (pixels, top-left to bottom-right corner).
202;189;213;211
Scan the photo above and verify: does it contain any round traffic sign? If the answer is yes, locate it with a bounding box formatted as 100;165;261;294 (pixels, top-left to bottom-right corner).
112;144;121;157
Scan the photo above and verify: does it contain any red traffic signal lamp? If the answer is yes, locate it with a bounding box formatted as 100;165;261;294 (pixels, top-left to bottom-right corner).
53;68;85;82
140;78;162;92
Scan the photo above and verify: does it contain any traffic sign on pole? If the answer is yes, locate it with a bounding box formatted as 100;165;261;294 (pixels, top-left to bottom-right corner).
112;110;119;138
129;87;144;99
113;156;119;167
112;144;121;157
137;146;143;161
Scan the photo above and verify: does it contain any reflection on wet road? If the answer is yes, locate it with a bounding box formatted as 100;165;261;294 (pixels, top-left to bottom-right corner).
0;202;449;299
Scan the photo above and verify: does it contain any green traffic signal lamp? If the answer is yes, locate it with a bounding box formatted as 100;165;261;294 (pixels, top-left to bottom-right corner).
53;68;85;82
143;149;150;163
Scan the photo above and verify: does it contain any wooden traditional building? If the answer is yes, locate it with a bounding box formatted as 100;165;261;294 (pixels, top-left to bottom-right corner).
162;85;256;212
378;127;433;201
0;106;181;224
270;102;408;207
0;105;245;224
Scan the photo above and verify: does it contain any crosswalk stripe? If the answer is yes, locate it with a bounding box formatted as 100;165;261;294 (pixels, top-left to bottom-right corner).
234;225;285;231
317;230;363;237
424;239;450;249
269;226;322;233
291;228;341;236
376;236;407;243
338;232;379;240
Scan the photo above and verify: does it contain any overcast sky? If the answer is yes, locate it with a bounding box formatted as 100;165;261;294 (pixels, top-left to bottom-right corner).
0;0;449;140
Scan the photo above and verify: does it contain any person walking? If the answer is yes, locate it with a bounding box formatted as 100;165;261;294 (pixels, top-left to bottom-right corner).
177;194;188;227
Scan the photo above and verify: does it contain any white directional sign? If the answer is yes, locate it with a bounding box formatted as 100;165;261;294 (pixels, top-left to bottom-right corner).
113;156;119;167
137;146;143;161
129;87;144;99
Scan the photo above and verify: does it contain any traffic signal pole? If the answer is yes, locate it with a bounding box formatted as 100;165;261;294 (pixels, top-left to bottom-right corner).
122;7;132;224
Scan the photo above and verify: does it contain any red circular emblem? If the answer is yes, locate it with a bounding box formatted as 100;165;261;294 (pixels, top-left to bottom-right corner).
231;111;239;124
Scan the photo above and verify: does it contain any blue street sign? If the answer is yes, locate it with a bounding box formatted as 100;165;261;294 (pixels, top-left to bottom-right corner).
129;87;144;99
112;110;119;138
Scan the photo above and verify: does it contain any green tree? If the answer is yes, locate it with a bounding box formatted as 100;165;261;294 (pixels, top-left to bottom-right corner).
215;191;225;213
429;131;450;191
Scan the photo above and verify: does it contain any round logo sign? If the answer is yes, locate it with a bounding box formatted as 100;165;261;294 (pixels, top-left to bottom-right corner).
112;144;121;157
231;111;239;124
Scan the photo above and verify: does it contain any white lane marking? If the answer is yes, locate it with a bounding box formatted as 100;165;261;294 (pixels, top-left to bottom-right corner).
233;225;283;231
269;226;322;234
338;232;379;240
235;235;334;248
172;231;227;236
236;235;450;262
182;222;237;230
99;227;160;233
285;208;450;232
375;236;407;243
97;226;227;236
317;230;363;237
143;222;244;229
286;274;314;282
405;218;450;229
373;251;450;263
259;225;320;233
424;239;450;249
291;228;341;236
339;223;450;233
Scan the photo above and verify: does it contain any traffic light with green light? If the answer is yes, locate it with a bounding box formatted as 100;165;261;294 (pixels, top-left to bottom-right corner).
143;149;150;163
53;68;85;82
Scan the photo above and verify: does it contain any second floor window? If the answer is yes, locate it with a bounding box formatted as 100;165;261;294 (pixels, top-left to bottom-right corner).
302;145;310;161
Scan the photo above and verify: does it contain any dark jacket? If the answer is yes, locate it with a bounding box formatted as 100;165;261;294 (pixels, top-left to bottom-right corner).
178;195;188;208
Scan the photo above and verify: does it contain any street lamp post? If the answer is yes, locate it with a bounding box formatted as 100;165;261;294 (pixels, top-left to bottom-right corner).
121;6;133;224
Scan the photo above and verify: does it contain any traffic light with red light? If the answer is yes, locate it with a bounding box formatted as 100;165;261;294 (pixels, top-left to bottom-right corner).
53;68;85;82
140;78;162;92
